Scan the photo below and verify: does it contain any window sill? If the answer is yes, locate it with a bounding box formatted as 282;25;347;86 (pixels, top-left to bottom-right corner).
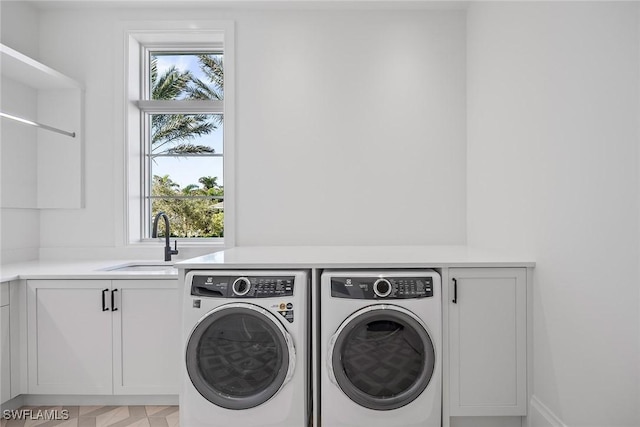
134;239;226;248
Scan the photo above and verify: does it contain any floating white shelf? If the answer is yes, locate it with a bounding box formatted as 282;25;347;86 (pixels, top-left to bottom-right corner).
0;43;82;90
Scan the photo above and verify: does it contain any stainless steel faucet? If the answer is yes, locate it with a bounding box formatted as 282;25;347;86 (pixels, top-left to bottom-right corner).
152;212;179;261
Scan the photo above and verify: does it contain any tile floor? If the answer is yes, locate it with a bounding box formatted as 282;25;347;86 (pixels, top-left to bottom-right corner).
1;406;179;427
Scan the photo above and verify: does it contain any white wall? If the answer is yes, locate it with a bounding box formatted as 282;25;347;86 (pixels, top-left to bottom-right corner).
0;1;41;264
234;9;466;245
0;1;38;59
467;2;640;426
31;5;466;257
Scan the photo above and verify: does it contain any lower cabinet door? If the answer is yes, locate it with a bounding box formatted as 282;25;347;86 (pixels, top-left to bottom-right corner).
1;304;10;403
113;280;180;394
27;280;113;394
448;268;527;416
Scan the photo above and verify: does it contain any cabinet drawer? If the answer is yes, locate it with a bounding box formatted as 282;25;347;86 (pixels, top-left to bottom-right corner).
0;282;9;307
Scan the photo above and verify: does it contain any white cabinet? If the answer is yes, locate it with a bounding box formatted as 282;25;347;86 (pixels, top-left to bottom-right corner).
114;280;180;394
27;279;179;395
448;268;527;417
1;282;10;403
27;280;112;394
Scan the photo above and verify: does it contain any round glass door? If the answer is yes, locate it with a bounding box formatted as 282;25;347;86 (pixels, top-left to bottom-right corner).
329;305;435;410
186;303;294;409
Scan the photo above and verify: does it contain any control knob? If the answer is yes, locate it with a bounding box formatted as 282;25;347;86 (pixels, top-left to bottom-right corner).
373;278;392;298
232;277;251;296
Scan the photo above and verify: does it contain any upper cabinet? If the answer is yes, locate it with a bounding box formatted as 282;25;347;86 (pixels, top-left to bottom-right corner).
0;43;84;209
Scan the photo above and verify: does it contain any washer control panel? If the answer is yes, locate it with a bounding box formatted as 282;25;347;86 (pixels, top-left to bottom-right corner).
191;275;295;298
331;276;433;299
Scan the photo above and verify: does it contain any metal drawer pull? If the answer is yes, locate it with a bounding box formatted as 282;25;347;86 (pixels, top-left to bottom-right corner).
111;289;118;311
452;278;457;304
102;288;109;311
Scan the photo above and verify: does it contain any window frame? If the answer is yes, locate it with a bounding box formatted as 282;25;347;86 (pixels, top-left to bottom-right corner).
123;24;235;247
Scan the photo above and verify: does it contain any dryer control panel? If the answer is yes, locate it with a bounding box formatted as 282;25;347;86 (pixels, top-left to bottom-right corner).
331;276;433;299
191;275;295;298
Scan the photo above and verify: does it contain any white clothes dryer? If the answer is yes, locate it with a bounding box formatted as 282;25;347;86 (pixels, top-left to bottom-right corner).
320;270;441;427
181;270;309;427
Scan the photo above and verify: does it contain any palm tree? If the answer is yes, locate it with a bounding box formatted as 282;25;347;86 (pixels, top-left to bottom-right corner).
152;174;179;196
198;176;223;197
150;56;216;156
198;176;219;190
188;55;223;100
182;184;200;195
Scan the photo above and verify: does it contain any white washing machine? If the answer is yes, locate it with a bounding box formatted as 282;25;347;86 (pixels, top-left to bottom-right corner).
181;270;309;427
320;270;441;427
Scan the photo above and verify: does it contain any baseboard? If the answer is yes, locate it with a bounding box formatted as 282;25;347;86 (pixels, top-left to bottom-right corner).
21;394;178;406
1;395;26;411
529;395;567;427
450;416;522;427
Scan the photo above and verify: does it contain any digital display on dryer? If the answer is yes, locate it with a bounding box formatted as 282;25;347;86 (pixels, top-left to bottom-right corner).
190;275;295;298
331;277;433;299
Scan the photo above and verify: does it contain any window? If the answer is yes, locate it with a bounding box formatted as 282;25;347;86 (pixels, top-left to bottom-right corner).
141;51;224;238
125;24;234;245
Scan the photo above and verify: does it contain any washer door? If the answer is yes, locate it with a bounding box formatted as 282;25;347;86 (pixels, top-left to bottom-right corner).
186;302;295;410
328;305;435;410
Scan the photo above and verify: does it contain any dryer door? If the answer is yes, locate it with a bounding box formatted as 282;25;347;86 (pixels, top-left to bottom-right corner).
328;305;435;410
186;302;295;409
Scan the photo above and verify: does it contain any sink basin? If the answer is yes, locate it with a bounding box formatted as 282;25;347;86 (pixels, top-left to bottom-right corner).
101;263;177;273
110;265;176;272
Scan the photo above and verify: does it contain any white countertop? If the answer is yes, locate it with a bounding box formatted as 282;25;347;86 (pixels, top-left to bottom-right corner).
175;245;535;269
0;246;534;282
0;259;179;282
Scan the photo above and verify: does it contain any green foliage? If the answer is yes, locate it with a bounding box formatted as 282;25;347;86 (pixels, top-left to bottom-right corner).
151;175;224;238
186;55;224;100
151;61;191;100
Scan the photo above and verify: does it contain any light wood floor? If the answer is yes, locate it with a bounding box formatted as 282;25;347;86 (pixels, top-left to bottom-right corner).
1;406;179;427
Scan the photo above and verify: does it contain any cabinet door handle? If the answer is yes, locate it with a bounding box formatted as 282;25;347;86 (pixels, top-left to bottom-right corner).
452;278;457;304
111;289;118;311
102;288;109;311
